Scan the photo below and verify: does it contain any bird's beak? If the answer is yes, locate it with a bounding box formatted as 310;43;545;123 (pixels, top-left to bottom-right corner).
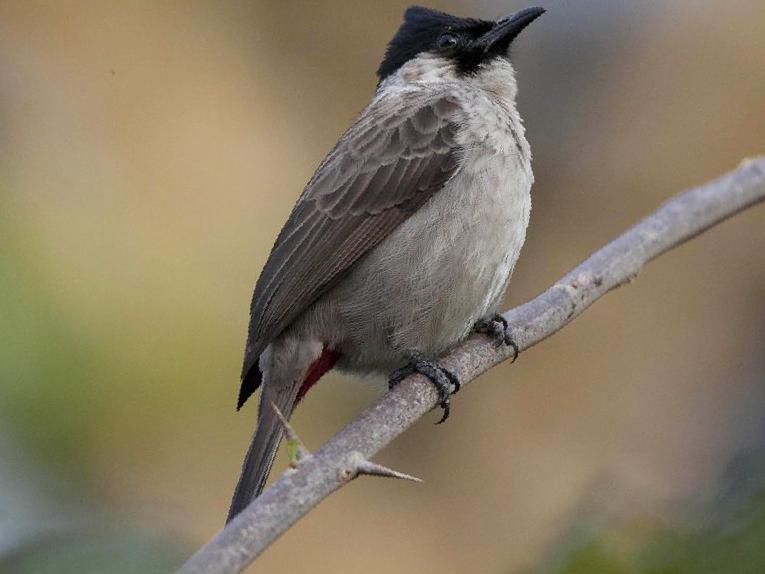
478;6;545;52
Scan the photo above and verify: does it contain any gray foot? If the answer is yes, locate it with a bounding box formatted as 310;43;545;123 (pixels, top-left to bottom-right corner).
388;351;460;424
475;314;519;363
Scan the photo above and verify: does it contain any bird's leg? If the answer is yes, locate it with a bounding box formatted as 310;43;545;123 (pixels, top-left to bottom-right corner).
388;351;460;424
474;314;519;363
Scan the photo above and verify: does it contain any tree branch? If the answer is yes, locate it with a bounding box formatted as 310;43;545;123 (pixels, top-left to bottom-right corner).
179;157;765;574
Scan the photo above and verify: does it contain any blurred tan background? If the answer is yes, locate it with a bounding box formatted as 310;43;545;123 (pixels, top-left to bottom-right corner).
1;1;764;572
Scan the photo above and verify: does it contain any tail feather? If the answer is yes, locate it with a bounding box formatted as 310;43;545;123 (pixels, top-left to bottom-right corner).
226;341;337;523
226;383;299;522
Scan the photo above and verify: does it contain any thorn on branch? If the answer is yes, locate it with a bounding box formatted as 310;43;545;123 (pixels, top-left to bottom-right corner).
271;403;311;467
356;460;423;482
338;452;423;484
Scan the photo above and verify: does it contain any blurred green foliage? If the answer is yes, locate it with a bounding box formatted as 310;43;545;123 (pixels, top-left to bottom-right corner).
0;201;99;476
550;452;765;574
552;494;765;574
3;531;181;574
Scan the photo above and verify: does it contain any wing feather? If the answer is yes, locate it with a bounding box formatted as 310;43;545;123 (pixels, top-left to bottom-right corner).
237;91;462;408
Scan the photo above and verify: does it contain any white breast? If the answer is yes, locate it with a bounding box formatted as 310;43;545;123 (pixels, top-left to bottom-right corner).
305;57;534;372
331;107;532;365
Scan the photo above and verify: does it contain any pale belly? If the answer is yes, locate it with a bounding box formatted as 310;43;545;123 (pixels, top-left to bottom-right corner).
310;152;532;374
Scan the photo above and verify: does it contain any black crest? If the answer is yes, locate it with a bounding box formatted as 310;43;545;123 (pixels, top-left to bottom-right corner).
377;7;492;82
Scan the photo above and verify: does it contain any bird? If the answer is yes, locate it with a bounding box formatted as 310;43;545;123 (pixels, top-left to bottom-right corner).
227;5;544;522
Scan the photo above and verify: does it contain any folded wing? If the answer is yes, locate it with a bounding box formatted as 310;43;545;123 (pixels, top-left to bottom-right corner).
238;92;462;408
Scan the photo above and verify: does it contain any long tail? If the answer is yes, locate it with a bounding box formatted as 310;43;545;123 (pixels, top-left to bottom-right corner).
226;341;337;523
226;380;297;522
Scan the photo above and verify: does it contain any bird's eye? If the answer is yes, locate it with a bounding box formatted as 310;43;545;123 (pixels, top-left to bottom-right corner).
437;32;459;52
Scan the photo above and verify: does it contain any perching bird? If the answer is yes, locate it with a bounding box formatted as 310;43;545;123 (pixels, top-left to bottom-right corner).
227;5;544;522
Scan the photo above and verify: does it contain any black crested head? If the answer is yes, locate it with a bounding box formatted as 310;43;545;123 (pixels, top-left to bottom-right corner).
377;7;490;82
377;6;545;83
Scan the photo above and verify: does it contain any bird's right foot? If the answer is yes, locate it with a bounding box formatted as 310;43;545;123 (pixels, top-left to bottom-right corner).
475;314;519;363
388;351;460;424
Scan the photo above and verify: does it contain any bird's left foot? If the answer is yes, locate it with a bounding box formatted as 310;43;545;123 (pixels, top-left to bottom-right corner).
388;351;460;424
475;314;519;363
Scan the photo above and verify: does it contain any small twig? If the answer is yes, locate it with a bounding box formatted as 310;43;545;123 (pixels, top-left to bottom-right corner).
178;157;765;574
270;403;310;467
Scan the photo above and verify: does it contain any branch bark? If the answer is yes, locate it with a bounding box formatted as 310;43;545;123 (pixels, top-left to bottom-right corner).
179;157;765;574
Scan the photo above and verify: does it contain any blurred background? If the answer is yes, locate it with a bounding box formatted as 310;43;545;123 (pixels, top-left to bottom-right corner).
1;1;764;572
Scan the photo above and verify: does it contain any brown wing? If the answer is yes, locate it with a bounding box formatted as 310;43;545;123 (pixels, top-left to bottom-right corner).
237;92;462;408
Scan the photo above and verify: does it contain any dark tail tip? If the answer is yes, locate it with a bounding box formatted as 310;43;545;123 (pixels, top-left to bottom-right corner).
236;364;263;410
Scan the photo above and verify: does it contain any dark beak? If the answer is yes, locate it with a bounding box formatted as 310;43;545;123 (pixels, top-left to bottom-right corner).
478;7;545;52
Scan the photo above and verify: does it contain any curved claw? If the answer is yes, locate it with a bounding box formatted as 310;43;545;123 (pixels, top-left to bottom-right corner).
388;353;460;424
435;400;450;425
507;337;520;364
